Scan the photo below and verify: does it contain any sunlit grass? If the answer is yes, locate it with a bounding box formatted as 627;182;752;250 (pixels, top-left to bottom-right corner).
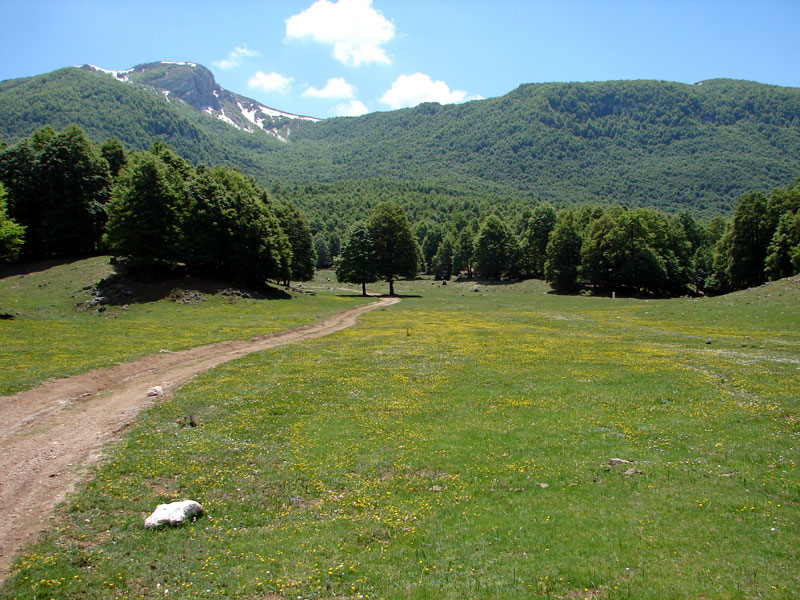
3;272;799;599
0;258;370;395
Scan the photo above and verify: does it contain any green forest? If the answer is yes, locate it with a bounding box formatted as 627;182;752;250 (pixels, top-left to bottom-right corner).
1;125;798;297
0;126;315;287
1;68;799;220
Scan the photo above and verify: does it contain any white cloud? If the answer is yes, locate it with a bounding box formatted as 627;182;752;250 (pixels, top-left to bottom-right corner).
380;73;478;109
333;100;369;117
303;77;356;99
286;0;395;66
213;44;260;70
248;71;293;94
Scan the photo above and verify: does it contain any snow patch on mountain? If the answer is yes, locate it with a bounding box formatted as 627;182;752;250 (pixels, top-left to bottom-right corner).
83;64;134;82
238;102;264;129
80;60;322;140
259;105;320;122
161;61;198;68
216;109;241;130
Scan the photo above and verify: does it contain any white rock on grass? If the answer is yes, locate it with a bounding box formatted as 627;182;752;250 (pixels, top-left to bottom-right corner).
144;500;203;528
147;386;163;397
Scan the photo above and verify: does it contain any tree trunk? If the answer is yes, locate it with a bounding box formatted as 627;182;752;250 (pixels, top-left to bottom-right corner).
389;279;395;296
361;281;367;296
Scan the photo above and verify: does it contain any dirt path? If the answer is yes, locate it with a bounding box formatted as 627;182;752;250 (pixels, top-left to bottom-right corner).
0;295;399;582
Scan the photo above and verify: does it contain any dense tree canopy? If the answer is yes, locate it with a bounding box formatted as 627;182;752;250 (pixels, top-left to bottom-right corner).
519;203;556;278
0;182;25;265
0;124;111;257
274;202;316;284
335;222;379;296
473;215;518;280
0;125;315;288
2;123;799;299
544;210;583;292
105;150;186;272
366;203;421;296
181;166;292;285
3;69;800;223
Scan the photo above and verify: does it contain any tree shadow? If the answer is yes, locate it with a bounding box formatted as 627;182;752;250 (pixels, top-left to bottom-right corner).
333;293;421;299
461;277;521;287
0;256;88;280
336;290;422;299
545;286;680;299
89;264;292;306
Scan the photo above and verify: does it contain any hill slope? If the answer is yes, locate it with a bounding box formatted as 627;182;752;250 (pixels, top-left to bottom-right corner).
1;64;799;217
285;78;800;215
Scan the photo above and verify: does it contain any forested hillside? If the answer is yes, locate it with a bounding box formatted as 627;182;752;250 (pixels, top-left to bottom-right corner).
2;124;798;298
1;66;799;218
288;79;800;216
0;67;286;172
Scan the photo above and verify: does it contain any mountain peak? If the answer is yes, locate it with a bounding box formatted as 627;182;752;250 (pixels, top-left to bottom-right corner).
79;61;319;141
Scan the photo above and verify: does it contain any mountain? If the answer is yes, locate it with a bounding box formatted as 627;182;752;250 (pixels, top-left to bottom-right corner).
78;62;318;140
1;63;799;218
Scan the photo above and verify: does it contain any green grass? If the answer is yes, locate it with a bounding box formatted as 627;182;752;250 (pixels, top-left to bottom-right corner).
0;257;371;395
3;271;799;599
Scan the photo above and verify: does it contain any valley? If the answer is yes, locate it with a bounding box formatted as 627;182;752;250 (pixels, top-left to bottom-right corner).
0;259;798;598
0;48;798;600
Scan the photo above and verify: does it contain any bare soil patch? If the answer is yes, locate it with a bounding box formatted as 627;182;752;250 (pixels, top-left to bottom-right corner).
0;296;398;581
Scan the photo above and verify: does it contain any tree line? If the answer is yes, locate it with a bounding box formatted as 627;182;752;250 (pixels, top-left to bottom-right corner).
2;125;798;297
4;69;800;222
396;176;799;295
0;125;315;286
334;179;800;296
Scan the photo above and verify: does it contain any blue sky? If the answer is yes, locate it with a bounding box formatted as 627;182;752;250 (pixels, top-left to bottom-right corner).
1;0;798;119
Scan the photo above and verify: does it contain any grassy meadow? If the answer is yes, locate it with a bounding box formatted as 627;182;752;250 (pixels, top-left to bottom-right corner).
0;257;369;395
2;268;799;599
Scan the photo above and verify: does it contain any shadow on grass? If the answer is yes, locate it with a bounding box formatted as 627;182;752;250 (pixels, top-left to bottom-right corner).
470;279;520;287
93;264;292;306
545;286;687;299
0;256;88;280
334;293;421;299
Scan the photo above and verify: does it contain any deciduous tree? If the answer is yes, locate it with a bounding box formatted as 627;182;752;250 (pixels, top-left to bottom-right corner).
473;214;517;280
0;182;25;265
367;202;421;296
335;221;378;296
545;210;583;291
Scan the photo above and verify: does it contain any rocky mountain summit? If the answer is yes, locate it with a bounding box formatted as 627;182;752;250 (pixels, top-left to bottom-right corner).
80;61;319;141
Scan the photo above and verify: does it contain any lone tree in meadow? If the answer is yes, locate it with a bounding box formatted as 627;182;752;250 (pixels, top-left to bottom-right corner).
367;202;421;296
335;221;378;296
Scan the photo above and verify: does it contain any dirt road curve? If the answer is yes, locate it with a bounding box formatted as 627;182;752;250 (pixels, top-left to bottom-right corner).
0;295;398;582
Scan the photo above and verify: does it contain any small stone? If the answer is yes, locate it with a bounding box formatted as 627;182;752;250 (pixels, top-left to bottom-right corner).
608;458;633;466
537;482;549;489
147;386;164;397
623;467;643;476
